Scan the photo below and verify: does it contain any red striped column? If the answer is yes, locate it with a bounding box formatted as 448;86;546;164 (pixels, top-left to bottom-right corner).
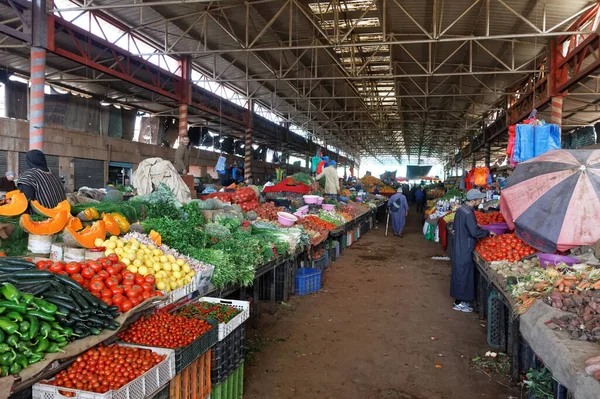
244;127;252;184
29;47;46;151
178;103;188;137
551;96;563;126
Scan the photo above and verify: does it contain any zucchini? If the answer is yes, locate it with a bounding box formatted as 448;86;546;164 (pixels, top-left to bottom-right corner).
43;298;80;312
42;292;75;303
49;281;66;293
9;270;53;279
80;290;108;310
53;275;82;292
68;290;89;310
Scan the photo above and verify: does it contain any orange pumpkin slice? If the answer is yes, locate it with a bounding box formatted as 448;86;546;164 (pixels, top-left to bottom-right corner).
19;210;69;235
63;220;106;248
102;213;121;236
31;199;71;218
0;190;28;217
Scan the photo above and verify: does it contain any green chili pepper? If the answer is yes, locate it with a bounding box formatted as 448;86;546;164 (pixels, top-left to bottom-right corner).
0;301;26;314
50;322;64;332
6;335;18;348
18;321;29;335
0;284;20;303
22;348;32;358
34;338;49;354
0;344;10;354
46;343;64;354
20;294;33;306
48;330;64;342
0;350;15;366
14;353;26;369
5;312;22;322
0;318;20;336
0;307;6;314
9;362;21;374
57;340;68;348
15;341;29;353
28;353;43;364
39;322;51;339
32;298;58;315
26;316;38;341
26;311;54;322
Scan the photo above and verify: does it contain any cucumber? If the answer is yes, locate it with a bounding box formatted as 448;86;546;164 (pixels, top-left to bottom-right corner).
68;290;89;311
43;297;80;312
42;292;76;303
9;270;53;279
53;275;83;292
80;290;108;310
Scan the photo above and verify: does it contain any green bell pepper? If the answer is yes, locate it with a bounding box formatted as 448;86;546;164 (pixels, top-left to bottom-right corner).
6;334;18;348
5;312;22;322
18;321;29;335
14;353;26;369
31;298;58;315
46;342;64;354
34;338;49;353
0;283;20;303
26;310;54;322
0;302;26;314
27;353;43;364
20;293;33;305
0;344;10;354
26;315;38;341
48;330;64;342
9;362;21;375
0;351;15;366
39;322;51;339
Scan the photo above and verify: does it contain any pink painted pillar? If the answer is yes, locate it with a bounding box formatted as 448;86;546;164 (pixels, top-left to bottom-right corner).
178;103;188;136
551;96;563;126
29;46;46;151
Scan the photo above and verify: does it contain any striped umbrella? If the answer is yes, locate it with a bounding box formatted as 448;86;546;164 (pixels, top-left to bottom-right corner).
500;149;600;253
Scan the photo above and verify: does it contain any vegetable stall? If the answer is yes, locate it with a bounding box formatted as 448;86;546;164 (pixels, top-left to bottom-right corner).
0;179;381;399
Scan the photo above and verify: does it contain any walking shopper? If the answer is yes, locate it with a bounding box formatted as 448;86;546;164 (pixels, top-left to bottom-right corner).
450;189;490;312
387;188;408;237
18;150;66;210
174;135;190;174
415;186;426;213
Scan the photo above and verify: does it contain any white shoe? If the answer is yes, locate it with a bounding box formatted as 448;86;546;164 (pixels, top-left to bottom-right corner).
452;302;473;313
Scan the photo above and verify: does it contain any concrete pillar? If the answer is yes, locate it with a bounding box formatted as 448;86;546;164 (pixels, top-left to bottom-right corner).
178;104;188;137
551;96;563;126
29;47;46;151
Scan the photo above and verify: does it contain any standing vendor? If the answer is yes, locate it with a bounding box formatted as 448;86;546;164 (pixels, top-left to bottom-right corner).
387;188;408;237
450;189;490;313
174;135;190;174
0;171;17;192
18;150;66;209
316;160;340;197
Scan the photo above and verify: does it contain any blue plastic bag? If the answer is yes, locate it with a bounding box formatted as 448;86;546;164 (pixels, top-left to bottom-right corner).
514;124;535;162
534;124;561;156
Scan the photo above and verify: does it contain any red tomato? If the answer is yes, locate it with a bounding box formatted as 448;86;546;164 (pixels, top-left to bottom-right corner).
105;276;119;288
49;263;64;273
100;289;112;299
142;291;151;300
65;262;81;275
81;267;95;280
70;273;84;285
111;285;124;296
97;270;110;280
125;285;143;298
100;258;112;269
121;300;133;312
107;253;119;264
89;280;106;292
141;283;153;292
134;275;145;286
144;275;156;285
88;261;102;273
102;298;113;306
106;266;118;276
112;294;126;306
112;263;125;273
36;260;48;270
130;296;142;307
122;272;135;286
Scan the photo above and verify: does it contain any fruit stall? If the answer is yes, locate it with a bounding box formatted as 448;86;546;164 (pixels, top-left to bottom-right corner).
0;183;378;399
453;150;600;399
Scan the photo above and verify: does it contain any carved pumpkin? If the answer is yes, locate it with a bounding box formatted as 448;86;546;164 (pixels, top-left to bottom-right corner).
102;213;121;236
31;200;71;218
63;220;106;248
0;190;28;217
19;210;69;235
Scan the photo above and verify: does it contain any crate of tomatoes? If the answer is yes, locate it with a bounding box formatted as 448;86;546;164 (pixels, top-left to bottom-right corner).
195;298;250;341
475;233;537;263
32;343;175;399
118;313;218;373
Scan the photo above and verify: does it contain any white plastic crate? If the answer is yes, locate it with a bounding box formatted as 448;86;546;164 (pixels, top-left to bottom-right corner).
32;345;175;399
157;274;200;309
198;297;250;341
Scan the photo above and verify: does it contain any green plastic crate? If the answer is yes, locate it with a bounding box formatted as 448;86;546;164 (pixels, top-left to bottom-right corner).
211;362;244;399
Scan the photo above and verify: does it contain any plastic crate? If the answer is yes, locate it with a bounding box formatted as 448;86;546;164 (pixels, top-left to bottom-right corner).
328;242;339;262
258;264;286;301
311;252;329;271
346;231;353;247
295;268;321;296
150;384;170;399
211;323;245;384
169;350;211;399
158;274;200;309
487;290;506;350
210;363;244;399
198;297;250;341
33;345;175;399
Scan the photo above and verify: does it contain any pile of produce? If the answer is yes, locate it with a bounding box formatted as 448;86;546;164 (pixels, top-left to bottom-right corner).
442;212;456;223
230;188;259;212
475;233;536;262
41;344;166;394
359;176;394;194
475;211;505;225
289;172;313;186
303;216;337;231
254;202;285;221
489;258;539;279
118;313;213;349
35;255;161;313
317;210;346;226
442;188;463;200
427;188;445;199
177;301;241;323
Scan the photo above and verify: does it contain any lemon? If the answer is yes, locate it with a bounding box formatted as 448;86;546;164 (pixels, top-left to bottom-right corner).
144;259;153;267
172;264;181;272
182;264;191;273
105;241;117;250
128;265;138;273
176;259;185;266
153;256;160;263
127;253;136;261
162;263;172;272
153;264;162;272
158;255;167;263
117;240;124;248
133;259;143;267
172;271;182;279
115;248;123;256
109;235;119;242
138;266;149;276
122;258;131;266
167;255;176;263
169;275;177;282
94;238;104;247
152;249;162;256
188;269;196;277
169;281;178;290
104;249;115;256
156;281;167;291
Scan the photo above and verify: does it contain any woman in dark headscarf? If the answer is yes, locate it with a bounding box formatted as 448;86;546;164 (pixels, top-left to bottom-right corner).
18;150;66;208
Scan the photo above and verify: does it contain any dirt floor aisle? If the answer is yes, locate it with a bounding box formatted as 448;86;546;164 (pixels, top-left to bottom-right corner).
243;211;520;399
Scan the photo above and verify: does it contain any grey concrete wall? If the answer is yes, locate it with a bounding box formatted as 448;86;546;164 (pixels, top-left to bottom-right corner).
0;118;308;187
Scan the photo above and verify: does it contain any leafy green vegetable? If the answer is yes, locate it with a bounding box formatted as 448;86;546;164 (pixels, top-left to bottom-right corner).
182;202;205;227
146;202;181;219
205;223;231;238
141;218;207;253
